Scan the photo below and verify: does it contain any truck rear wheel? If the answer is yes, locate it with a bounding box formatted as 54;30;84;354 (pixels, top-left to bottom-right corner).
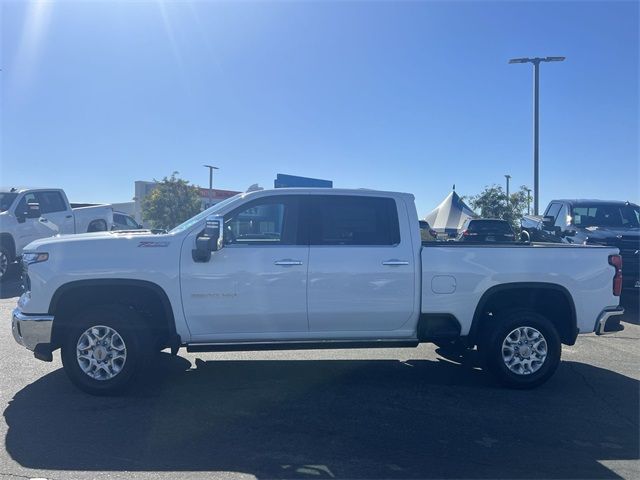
481;309;561;389
61;305;150;395
87;220;107;232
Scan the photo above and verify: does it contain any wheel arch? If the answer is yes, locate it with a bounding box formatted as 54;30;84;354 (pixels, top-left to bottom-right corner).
0;233;16;260
49;279;178;349
87;219;108;232
467;282;578;346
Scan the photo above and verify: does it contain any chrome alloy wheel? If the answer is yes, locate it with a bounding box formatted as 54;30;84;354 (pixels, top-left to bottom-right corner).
0;251;7;280
501;326;548;375
76;325;127;380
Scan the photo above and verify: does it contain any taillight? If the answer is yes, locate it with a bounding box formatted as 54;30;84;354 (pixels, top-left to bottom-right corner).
462;230;477;236
608;254;623;296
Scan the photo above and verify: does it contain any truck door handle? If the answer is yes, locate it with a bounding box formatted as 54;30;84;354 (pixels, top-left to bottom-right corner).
65;215;72;219
274;259;303;266
382;260;409;266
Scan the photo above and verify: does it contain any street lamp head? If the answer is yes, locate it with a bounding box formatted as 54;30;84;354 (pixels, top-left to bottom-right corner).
543;56;566;62
203;164;219;170
508;58;531;64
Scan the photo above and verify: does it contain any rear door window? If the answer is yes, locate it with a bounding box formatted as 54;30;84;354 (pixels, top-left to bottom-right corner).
309;195;400;246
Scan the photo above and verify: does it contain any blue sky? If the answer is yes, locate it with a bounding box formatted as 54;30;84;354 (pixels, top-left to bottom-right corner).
1;0;638;215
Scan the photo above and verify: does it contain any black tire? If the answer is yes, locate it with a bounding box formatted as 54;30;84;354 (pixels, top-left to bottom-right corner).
480;309;561;389
87;220;107;232
0;246;12;282
61;305;151;396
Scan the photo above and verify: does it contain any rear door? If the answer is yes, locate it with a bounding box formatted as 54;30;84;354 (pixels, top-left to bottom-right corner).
306;195;415;335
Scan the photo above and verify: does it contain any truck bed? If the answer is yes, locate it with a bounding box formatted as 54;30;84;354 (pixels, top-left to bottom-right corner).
420;242;618;336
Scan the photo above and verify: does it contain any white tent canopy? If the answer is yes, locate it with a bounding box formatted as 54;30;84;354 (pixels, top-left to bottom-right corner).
424;190;477;235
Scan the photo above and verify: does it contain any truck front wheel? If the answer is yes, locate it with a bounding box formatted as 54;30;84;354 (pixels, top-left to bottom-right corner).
481;310;561;389
61;305;150;395
0;246;11;282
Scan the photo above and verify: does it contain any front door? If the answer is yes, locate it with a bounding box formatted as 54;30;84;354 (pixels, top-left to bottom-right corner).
35;191;74;234
13;193;59;253
181;195;309;340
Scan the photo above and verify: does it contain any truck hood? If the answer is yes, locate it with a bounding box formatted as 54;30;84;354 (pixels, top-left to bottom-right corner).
24;230;169;251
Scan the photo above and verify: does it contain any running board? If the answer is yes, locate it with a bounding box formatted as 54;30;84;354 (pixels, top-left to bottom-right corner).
186;339;419;353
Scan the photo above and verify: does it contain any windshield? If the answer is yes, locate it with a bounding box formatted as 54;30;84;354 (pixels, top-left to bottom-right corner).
572;204;640;228
0;192;18;212
169;193;243;234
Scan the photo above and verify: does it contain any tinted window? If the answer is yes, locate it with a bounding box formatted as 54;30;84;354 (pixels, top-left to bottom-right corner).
0;193;18;212
113;214;125;225
573;204;640;228
125;215;139;228
309;196;400;246
36;191;67;213
555;204;569;228
224;196;300;245
545;203;562;220
468;220;513;233
14;193;38;215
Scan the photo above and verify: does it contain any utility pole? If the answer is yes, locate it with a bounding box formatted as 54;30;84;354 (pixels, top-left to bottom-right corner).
203;165;219;208
504;174;511;206
509;56;565;215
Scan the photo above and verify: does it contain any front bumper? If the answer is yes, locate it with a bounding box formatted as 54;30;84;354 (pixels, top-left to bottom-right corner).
594;306;625;335
12;308;54;359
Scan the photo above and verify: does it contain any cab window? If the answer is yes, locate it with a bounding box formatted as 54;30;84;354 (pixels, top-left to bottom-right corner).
224;196;301;245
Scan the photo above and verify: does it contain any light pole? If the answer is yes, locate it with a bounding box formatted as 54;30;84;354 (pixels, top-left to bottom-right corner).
509;56;565;215
203;165;219;208
504;174;511;206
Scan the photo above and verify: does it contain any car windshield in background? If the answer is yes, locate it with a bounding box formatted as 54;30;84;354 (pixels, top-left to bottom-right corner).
572;204;640;228
0;192;18;212
469;220;513;233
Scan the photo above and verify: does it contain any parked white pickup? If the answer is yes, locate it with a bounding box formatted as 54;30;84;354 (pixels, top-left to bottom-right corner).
12;188;624;395
0;187;113;280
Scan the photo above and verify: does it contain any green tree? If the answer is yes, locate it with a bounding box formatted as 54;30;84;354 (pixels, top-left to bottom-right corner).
465;184;531;231
142;172;202;229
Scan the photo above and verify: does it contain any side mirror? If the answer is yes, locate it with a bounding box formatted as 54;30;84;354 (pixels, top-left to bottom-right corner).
17;202;41;223
192;215;224;262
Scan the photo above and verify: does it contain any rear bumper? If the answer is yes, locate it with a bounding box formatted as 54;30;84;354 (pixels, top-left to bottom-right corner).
594;306;625;335
12;308;54;359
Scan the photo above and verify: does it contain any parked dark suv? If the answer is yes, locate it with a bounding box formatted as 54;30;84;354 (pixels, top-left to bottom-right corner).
522;200;640;291
457;218;516;243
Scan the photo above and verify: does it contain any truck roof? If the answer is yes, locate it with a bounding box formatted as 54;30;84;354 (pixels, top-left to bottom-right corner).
242;187;415;201
552;199;639;206
0;187;63;194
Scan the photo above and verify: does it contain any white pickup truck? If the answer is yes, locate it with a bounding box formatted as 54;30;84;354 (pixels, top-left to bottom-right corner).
0;187;113;280
12;188;624;395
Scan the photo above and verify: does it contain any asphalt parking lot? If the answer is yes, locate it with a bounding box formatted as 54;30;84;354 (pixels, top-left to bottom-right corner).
0;278;638;480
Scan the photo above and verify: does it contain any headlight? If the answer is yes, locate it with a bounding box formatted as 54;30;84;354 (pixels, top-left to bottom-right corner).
22;252;49;265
